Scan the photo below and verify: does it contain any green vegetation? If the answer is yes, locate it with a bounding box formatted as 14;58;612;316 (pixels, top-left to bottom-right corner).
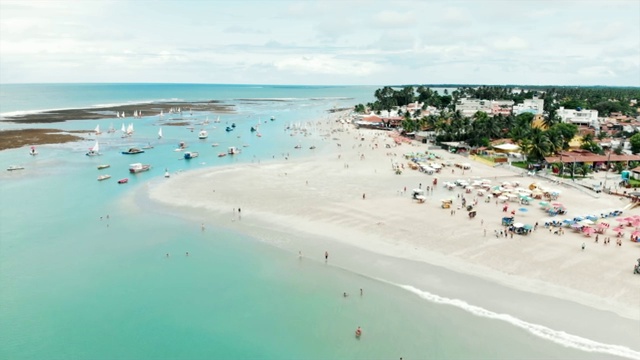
354;85;640;164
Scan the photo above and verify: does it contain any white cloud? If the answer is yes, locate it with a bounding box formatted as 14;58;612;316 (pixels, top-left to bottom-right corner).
0;0;639;85
372;10;417;28
492;36;529;51
274;55;381;76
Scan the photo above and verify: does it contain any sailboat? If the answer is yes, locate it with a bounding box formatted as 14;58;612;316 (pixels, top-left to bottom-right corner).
29;146;38;156
121;123;126;133
160;110;164;117
127;123;134;135
214;116;221;123
86;141;100;156
116;112;121;118
121;111;125;117
94;124;101;135
107;123;115;133
158;127;163;139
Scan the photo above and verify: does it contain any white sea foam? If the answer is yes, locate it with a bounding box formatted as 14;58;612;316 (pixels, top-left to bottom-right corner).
400;284;640;360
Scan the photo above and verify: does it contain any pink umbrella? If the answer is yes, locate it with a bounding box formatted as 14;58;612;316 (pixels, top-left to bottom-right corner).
632;230;640;237
582;227;595;236
597;223;609;229
612;227;624;232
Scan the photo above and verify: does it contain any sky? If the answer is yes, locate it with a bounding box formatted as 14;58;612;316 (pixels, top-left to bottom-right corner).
0;0;639;86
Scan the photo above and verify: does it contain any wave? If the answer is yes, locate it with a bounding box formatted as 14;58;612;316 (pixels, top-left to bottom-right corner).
399;284;640;360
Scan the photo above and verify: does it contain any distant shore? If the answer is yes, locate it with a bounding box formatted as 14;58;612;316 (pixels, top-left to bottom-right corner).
1;100;235;124
0;100;237;150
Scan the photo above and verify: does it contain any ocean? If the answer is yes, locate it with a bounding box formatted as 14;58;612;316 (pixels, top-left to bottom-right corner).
0;83;636;359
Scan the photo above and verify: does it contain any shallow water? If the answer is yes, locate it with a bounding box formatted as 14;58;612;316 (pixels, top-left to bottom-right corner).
0;84;637;359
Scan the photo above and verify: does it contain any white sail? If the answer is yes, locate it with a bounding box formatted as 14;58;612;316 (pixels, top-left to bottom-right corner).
91;141;99;152
95;124;101;134
127;123;134;134
160;110;164;117
122;112;125;117
116;112;120;118
158;127;163;139
121;123;126;132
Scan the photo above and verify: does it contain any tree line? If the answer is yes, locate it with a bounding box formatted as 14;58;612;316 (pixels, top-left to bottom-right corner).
354;85;640;163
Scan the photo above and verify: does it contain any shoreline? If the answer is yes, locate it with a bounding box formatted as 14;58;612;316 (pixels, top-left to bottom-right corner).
144;113;640;353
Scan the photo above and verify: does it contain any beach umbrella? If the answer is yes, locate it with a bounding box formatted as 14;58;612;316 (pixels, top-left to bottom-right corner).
523;224;533;230
539;201;549;207
513;222;524;228
632;230;640;237
498;195;509;201
582;227;595;235
578;219;594;226
597;222;609;229
586;215;598;221
612;227;624;232
552;202;563;207
616;218;627;223
571;223;583;230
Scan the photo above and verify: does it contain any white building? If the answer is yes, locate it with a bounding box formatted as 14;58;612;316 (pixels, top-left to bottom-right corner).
557;106;599;127
455;98;491;117
513;97;545;115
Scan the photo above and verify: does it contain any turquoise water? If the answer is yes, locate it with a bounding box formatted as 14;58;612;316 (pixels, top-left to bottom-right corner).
0;84;636;359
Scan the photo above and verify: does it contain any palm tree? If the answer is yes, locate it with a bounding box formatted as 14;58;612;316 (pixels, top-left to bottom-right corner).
520;128;552;162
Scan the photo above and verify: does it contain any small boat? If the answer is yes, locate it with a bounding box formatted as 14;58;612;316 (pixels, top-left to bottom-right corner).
164;169;170;178
29;146;38;156
142;143;154;149
218;153;227;157
225;126;233;132
211;143;219;147
129;163;151;173
270;116;275;121
228;146;239;155
158;127;163;139
118;178;129;184
86;141;101;156
294;144;302;149
355;327;362;338
97;164;110;170
97;174;111;181
198;130;208;139
214;116;221;123
184;151;199;159
309;146;316;150
121;147;144;155
256;133;262;137
7;165;25;171
250;126;257;132
231;123;236;128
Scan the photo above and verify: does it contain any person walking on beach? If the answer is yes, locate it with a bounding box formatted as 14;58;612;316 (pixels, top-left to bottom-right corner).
581;242;586;251
238;207;241;220
325;251;329;261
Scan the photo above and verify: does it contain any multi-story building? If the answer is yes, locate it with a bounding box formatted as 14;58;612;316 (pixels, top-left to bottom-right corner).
491;100;514;116
455;98;492;117
513;97;545;115
557;106;599;127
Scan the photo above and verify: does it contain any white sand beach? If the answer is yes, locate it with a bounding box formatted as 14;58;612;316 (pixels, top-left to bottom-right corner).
147;113;640;341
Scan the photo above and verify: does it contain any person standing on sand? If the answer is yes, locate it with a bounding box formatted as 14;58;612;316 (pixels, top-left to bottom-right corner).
325;251;329;261
238;207;241;220
582;242;586;251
